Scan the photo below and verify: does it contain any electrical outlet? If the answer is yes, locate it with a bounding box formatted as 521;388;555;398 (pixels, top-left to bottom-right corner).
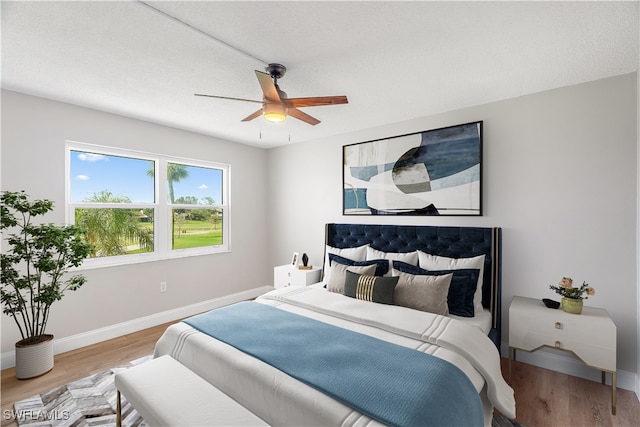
160;281;167;293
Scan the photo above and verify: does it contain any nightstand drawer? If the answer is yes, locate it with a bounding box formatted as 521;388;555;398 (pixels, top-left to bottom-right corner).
274;265;322;288
513;330;616;370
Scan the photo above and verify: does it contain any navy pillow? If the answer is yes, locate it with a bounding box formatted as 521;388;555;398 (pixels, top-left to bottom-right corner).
329;253;389;277
344;270;398;305
392;261;479;317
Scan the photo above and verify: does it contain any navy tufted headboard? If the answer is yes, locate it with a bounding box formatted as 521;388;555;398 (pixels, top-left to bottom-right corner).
325;223;502;348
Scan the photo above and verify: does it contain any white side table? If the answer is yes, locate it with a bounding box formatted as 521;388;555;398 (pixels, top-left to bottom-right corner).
273;265;322;289
508;296;617;414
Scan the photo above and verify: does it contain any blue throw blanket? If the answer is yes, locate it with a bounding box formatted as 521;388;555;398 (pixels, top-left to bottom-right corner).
184;301;483;427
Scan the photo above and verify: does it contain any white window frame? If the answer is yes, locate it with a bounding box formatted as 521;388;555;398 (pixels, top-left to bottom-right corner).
65;141;230;268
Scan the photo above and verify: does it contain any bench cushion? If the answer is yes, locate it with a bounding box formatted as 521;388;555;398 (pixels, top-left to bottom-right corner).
114;355;267;427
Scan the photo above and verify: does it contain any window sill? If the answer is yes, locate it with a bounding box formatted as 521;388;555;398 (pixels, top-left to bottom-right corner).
71;248;232;271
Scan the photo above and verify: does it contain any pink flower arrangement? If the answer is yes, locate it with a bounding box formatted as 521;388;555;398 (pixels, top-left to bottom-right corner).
550;277;595;300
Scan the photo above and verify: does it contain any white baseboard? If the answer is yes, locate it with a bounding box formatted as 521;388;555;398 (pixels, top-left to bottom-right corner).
1;286;273;370
500;342;639;398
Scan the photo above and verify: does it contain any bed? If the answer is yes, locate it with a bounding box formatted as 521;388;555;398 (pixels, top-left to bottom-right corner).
154;223;515;426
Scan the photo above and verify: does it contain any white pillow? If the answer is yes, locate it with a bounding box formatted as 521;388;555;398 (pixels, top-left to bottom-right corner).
327;263;377;294
323;244;369;283
417;251;486;312
366;247;419;277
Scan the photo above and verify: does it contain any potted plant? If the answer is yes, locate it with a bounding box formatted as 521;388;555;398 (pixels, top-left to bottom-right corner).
549;277;595;314
1;191;92;379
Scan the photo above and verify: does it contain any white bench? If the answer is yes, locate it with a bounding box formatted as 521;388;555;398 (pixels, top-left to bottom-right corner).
114;355;268;427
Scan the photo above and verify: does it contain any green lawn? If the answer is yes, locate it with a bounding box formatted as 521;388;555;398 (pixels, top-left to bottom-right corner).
124;219;222;253
175;219;217;230
172;229;223;249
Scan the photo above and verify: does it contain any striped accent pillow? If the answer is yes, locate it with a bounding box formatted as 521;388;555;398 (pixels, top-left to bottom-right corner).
344;271;398;305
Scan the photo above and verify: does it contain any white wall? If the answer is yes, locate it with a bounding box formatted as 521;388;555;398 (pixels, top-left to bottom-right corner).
267;73;638;385
0;90;271;358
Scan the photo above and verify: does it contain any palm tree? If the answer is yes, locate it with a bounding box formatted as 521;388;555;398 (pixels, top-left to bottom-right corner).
75;191;153;257
147;163;189;203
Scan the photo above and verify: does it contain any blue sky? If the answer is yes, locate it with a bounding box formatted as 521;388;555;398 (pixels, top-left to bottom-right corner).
70;150;222;204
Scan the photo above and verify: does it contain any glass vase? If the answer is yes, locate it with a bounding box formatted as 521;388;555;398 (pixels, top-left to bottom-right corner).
561;297;583;314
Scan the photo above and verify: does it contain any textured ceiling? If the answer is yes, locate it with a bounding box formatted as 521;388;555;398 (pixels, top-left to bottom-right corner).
2;1;638;149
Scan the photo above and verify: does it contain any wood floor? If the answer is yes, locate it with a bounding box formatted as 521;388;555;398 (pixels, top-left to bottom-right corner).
2;322;639;427
501;358;639;427
0;320;175;427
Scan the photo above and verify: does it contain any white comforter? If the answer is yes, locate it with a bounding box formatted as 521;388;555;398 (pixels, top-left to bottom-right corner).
154;287;515;426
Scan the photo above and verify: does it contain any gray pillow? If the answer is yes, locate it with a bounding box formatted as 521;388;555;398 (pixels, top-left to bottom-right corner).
327;263;377;293
394;271;453;315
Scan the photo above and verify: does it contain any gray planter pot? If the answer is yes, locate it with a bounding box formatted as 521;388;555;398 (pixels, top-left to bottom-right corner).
15;334;54;379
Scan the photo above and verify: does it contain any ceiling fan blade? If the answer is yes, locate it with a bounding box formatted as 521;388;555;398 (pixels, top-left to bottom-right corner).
255;71;281;103
282;95;348;108
194;94;263;104
288;108;320;126
241;109;264;122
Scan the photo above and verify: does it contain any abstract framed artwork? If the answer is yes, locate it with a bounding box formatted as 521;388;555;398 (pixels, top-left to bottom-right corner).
343;121;483;216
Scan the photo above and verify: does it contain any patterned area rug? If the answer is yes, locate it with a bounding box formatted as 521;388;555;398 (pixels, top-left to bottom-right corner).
13;355;524;427
13;356;151;427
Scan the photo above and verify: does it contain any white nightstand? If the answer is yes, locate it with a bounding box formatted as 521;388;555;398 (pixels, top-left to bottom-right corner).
273;265;322;289
508;296;617;414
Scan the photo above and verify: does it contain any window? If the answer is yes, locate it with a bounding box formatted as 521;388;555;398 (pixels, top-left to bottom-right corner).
66;142;229;267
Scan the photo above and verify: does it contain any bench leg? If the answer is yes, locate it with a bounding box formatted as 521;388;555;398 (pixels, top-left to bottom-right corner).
116;389;122;427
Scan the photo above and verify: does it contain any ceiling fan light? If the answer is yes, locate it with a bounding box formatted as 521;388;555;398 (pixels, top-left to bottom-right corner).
263;103;287;123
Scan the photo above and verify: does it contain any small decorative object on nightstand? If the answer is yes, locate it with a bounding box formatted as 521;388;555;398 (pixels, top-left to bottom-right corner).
299;253;312;270
302;253;308;266
549;276;595;315
542;298;560;309
509;296;617;414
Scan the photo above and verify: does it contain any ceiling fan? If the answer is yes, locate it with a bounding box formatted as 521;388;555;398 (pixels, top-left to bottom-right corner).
195;63;348;126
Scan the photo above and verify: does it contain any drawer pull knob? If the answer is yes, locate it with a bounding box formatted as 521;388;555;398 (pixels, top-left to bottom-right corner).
555;322;562;329
555;340;561;348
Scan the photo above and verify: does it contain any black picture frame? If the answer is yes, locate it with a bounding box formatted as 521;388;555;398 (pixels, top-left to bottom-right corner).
343;121;483;216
